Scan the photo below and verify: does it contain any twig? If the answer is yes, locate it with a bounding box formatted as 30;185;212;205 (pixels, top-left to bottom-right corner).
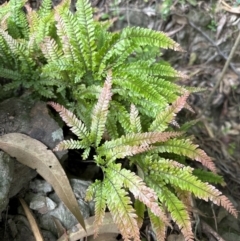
172;13;240;76
201;220;226;241
200;30;240;115
188;21;240;75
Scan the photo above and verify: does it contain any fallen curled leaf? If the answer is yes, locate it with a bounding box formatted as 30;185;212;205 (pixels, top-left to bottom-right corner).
19;198;44;241
57;212;119;241
0;133;86;231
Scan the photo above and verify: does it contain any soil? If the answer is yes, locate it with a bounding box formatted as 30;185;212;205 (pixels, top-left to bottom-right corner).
0;0;240;240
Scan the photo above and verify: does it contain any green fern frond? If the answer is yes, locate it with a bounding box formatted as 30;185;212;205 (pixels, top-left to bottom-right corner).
94;32;121;75
146;158;237;217
86;180;107;237
115;166;169;224
179;120;199;132
110;101;131;133
148;209;166;241
150;92;190;132
75;0;97;69
34;13;55;46
90;71;112;146
193;169;224;185
104;174;140;241
38;0;52;18
134;199;145;228
0;67;21;81
113;74;169;107
0;2;10;21
121;27;183;51
147;175;194;241
53;9;87;70
118;60;186;80
154;138;217;172
48;102;90;141
105;113;119;139
55;0;71;11
7;0;29;39
0;29;34;69
130;104;142;133
75;84;102;100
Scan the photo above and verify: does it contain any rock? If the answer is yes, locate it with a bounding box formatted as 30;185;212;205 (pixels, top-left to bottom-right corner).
29;179;53;194
37;192;91;237
8;161;38;198
0;96;67;214
70;178;92;199
8;215;57;241
29;194;57;214
0;151;14;213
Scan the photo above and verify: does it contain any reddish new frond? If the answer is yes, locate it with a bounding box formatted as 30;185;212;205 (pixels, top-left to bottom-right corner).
211;193;238;218
197;183;238;218
120;169;170;226
48;102;89;140
100;131;182;153
155;139;217;172
90;71;113;146
194;148;216;173
106;144;155;162
150;92;190;132
171;92;190;113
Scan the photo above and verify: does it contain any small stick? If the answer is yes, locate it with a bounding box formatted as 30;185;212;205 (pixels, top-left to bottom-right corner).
201;220;226;241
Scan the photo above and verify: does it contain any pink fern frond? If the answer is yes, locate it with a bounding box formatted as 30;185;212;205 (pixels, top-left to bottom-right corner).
194;148;217;173
48;102;89;140
171;92;190;114
212;194;238;218
90;71;112;146
120;169;170;226
108;144;155;161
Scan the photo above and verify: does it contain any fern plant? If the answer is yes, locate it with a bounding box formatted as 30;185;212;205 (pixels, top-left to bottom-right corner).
1;0;237;239
0;0;190;139
48;71;237;241
0;0;185;120
40;0;188;127
0;0;56;97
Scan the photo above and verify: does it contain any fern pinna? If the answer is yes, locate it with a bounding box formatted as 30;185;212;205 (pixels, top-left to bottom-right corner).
48;72;237;241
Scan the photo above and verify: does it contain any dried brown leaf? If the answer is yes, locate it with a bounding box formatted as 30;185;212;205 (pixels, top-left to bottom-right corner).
0;133;86;231
57;213;119;241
